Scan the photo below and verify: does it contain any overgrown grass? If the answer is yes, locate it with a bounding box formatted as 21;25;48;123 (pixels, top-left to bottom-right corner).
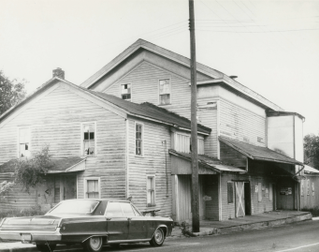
302;206;319;217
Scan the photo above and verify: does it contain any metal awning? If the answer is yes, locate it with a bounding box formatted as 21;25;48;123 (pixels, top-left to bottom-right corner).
169;149;246;174
219;136;303;166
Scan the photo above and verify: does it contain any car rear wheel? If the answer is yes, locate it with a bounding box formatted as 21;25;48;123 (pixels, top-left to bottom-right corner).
36;243;56;252
150;228;165;247
83;236;103;252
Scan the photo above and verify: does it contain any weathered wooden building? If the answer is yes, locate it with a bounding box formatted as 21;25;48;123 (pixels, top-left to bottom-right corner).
80;39;314;222
0;74;210;217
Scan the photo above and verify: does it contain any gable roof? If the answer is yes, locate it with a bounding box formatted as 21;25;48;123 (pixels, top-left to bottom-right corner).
81;38;284;111
86;89;211;134
0;77;211;135
219;136;303;166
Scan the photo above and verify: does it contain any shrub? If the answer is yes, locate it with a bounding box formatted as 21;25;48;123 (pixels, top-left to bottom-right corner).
14;146;53;193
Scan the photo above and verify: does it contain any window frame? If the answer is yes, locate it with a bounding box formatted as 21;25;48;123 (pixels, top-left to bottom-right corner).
146;175;156;206
84;177;101;199
227;182;234;204
120;83;132;101
81;122;97;156
158;79;171;105
17;127;31;158
135;122;144;156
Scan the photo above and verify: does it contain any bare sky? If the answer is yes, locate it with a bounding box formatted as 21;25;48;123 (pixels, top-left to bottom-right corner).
1;0;318;135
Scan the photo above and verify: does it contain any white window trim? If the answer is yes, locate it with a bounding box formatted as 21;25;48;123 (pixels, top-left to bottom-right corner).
81;122;97;156
135;122;144;156
146;175;156;206
17;126;31;158
158;78;171;105
84;177;101;199
120;83;132;101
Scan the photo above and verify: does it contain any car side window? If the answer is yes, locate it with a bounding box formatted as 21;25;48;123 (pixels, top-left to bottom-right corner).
121;203;136;217
105;202;123;217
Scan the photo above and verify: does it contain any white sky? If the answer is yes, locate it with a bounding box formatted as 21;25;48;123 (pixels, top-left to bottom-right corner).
0;0;318;135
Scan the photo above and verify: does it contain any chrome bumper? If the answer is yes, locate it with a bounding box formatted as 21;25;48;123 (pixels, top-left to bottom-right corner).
0;228;62;243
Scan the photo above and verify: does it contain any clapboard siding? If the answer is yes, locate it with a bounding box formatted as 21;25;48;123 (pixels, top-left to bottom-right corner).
0;173;38;211
219;98;266;146
106;61;192;118
127;118;172;217
0;83;127;210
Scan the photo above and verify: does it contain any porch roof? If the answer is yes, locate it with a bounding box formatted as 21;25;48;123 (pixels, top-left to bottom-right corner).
169;149;247;174
47;157;86;174
219;136;303;166
0;157;86;174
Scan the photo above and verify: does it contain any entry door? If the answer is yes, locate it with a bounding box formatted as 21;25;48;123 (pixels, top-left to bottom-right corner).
235;182;245;217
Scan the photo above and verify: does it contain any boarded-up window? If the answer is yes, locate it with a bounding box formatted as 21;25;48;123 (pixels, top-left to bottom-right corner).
85;178;100;198
258;183;262;202
174;132;204;154
227;182;234;203
83;123;95;156
301;180;304;197
136;123;143;155
159;79;170;105
18;127;30;157
312;182;315;196
147;176;155;206
121;83;131;101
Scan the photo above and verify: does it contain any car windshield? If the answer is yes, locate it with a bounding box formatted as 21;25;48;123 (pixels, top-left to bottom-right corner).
47;200;100;215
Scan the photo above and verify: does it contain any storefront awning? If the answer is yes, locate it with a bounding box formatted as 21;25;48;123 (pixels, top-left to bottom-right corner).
169;149;246;174
219;136;303;166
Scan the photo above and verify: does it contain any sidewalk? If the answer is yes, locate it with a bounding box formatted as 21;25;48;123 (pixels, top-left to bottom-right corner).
0;211;313;252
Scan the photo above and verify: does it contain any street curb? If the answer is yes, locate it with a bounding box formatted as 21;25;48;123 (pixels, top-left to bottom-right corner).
181;212;313;238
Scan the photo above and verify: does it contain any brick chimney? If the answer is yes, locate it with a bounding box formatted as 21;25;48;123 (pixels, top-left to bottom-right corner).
52;67;65;79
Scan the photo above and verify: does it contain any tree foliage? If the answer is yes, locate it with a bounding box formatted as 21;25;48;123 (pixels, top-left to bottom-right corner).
304;134;319;170
14;147;54;193
0;70;27;116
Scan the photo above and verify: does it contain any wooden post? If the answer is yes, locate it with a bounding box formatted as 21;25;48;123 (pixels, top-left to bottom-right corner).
189;0;200;232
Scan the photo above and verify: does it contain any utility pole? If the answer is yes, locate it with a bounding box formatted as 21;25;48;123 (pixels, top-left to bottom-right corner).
189;0;200;232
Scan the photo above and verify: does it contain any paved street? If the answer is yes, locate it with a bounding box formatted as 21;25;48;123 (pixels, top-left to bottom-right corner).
18;220;318;252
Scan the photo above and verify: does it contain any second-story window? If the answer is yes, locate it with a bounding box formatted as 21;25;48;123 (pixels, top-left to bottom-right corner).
173;132;205;154
121;83;131;101
83;122;96;156
18;127;30;157
136;123;143;155
159;79;170;105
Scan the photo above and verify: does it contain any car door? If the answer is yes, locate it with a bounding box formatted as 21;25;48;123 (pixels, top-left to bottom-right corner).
123;203;148;240
105;202;129;241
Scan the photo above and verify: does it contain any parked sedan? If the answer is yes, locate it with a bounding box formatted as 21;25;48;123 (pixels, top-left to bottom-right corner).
0;199;174;252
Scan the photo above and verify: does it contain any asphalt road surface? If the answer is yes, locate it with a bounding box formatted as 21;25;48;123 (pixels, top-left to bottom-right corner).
54;220;319;252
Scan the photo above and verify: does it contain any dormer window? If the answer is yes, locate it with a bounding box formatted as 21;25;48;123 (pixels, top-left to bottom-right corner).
159;79;170;105
121;84;131;101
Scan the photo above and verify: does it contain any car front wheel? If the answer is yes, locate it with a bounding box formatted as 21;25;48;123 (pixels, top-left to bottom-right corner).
83;236;103;252
150;228;165;247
